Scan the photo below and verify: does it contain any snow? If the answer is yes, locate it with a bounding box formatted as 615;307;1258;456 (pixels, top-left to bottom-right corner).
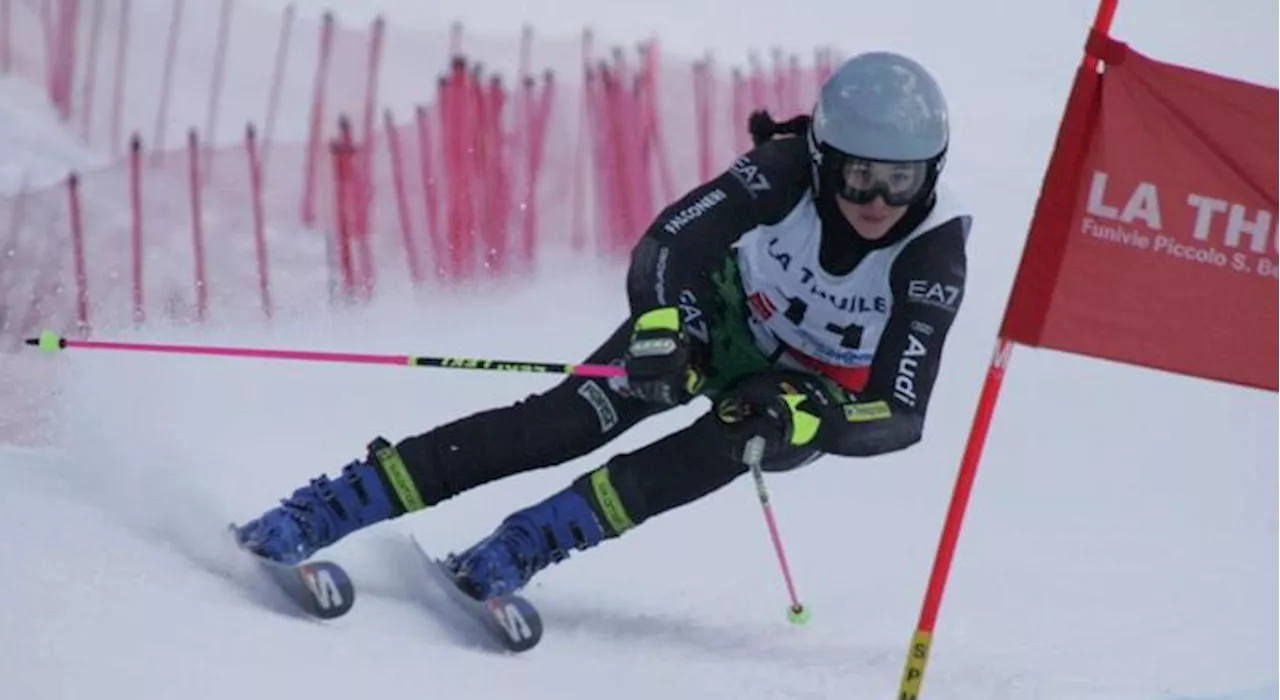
0;1;1276;699
0;74;106;190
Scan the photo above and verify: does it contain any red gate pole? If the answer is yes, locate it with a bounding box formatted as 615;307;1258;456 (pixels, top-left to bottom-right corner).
67;173;89;334
893;2;1119;698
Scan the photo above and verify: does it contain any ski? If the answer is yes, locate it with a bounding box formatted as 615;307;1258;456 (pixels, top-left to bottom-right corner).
409;534;543;653
228;525;356;620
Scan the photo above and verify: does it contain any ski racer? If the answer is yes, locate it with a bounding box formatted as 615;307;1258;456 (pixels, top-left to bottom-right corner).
235;50;971;602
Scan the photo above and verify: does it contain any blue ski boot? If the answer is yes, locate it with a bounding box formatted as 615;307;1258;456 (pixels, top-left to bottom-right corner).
448;486;606;600
235;439;413;565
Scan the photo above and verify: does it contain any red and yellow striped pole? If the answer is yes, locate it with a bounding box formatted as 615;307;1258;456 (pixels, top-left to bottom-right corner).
896;2;1118;697
896;339;1012;699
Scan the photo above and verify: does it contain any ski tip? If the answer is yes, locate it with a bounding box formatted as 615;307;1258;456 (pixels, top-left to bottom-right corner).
410;533;544;653
228;522;356;621
296;561;357;619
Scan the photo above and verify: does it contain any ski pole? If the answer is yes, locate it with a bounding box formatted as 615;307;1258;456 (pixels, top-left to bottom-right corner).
743;435;810;625
24;330;625;378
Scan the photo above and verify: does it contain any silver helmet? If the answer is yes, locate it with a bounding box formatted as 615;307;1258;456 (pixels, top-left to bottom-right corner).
809;51;949;207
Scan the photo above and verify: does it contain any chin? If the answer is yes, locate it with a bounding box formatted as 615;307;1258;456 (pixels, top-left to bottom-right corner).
852;219;894;240
836;198;902;241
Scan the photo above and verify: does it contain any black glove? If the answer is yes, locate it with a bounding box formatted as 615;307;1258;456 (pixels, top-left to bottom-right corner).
714;372;841;463
622;307;702;406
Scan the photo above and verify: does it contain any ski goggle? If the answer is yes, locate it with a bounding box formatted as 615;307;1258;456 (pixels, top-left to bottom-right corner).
825;153;930;207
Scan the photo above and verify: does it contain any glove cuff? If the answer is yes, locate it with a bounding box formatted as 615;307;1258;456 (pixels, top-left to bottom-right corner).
634;306;681;333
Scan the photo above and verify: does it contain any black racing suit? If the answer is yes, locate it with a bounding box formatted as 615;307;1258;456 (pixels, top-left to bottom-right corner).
385;135;970;539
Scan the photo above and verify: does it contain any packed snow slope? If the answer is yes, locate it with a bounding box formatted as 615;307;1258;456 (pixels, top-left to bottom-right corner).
0;1;1276;699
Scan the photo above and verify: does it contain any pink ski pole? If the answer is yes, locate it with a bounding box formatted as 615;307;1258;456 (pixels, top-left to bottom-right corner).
743;435;810;625
25;330;625;379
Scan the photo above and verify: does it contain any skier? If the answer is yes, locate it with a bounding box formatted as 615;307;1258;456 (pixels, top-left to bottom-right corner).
235;50;971;602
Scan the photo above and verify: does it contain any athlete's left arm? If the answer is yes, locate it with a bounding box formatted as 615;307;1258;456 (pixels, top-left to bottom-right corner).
818;216;970;457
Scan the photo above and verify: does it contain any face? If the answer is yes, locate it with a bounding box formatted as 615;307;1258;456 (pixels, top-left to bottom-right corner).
837;195;910;241
830;158;925;241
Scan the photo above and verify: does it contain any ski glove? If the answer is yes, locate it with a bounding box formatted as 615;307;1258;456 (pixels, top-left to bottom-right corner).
623;307;703;406
714;371;843;463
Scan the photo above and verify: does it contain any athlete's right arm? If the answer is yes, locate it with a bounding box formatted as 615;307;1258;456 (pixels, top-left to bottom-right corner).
625;137;811;317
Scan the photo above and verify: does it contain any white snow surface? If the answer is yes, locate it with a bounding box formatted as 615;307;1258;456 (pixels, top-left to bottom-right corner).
0;1;1276;699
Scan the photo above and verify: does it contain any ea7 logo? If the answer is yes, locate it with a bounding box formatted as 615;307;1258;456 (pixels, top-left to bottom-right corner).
906;280;961;311
678;288;710;343
729;157;771;197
